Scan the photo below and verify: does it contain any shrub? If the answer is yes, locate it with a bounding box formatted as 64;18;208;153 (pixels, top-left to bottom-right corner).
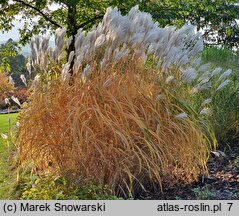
0;72;15;94
0;72;15;109
13;88;29;104
0;94;7;109
201;48;239;143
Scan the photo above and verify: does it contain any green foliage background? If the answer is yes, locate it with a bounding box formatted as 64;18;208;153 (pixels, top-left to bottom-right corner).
0;0;238;48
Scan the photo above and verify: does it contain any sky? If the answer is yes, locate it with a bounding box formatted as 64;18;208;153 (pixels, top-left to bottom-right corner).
0;19;55;42
0;19;24;41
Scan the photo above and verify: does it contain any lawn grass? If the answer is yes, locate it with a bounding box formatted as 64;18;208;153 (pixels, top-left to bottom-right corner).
0;113;18;199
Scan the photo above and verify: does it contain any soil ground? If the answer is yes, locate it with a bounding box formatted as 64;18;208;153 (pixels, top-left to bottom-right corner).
141;143;239;200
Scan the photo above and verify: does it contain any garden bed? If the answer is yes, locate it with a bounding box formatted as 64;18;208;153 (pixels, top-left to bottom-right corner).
138;144;239;200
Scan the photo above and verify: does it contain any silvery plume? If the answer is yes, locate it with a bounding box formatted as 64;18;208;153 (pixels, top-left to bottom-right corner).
198;71;211;82
201;98;212;106
8;76;15;86
11;96;21;107
81;64;91;83
4;98;10;105
156;94;165;101
26;58;33;75
197;63;211;73
218;69;232;80
216;80;230;91
165;76;174;83
61;63;71;82
20;74;27;87
29;35;50;71
26;6;206;85
16;122;21;128
182;68;197;83
175;112;188;119
211;67;222;77
1;133;8;140
199;107;211;116
32;74;41;89
53;28;66;62
58;5;205;81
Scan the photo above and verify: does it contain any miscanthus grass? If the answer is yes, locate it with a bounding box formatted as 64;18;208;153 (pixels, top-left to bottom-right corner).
17;6;234;197
18;68;214;197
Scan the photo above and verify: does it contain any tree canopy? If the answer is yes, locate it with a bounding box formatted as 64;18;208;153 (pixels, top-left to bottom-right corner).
0;38;17;73
0;0;238;48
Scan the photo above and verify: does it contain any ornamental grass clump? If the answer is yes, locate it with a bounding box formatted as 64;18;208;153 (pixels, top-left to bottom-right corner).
18;67;212;197
18;6;218;197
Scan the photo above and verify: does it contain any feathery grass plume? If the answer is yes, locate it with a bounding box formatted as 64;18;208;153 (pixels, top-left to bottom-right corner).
1;133;8;140
198;71;211;82
192;57;202;68
218;69;232;80
11;96;21;107
53;28;66;62
94;34;106;48
28;35;51;72
216;80;230;91
8;75;15;86
200;108;211;116
67;51;75;64
20;74;27;87
49;5;203;82
26;58;33;75
201;98;212;106
197;63;211;73
30;37;37;65
211;67;222;77
198;82;212;92
165;76;174;83
16;122;21;128
26;6;208;85
182;68;197;83
4;98;10;105
32;74;41;89
67;36;73;50
175;112;188;119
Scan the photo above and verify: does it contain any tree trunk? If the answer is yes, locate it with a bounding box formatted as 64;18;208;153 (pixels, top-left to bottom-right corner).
66;0;77;76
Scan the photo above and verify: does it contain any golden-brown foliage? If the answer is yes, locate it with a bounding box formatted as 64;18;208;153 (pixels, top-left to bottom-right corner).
18;65;212;197
0;72;14;94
